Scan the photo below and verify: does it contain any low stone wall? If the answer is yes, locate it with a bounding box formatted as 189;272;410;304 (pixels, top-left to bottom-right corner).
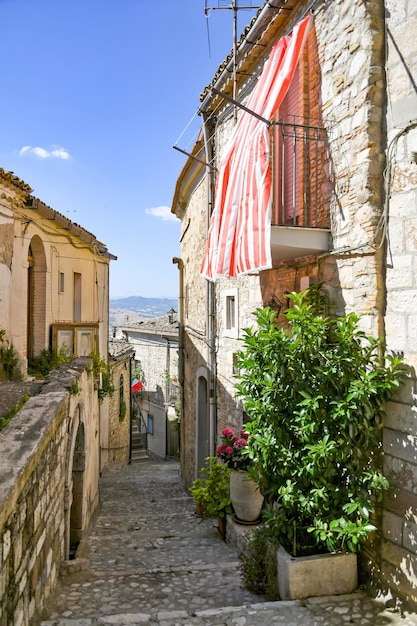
0;359;99;626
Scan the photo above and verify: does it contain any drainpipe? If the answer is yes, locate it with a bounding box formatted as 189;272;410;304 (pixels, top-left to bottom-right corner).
201;113;217;457
172;257;184;455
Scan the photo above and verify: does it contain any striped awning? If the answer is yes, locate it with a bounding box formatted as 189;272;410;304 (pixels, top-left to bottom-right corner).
200;14;313;279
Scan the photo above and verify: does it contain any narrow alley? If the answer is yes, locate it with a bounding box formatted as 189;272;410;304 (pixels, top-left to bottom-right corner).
38;460;417;626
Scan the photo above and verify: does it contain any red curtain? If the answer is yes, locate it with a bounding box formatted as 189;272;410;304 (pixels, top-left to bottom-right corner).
200;14;313;279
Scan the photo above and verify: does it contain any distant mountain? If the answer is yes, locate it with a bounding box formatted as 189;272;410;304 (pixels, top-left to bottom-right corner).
110;296;178;328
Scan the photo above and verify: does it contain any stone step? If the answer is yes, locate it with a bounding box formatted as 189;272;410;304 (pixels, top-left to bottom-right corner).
130;448;149;462
39;600;309;625
39;593;404;626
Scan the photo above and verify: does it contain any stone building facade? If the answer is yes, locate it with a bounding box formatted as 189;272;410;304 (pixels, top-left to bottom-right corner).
105;339;135;467
0;169;115;379
0;168;117;624
0;168;117;470
120;313;180;460
172;0;417;605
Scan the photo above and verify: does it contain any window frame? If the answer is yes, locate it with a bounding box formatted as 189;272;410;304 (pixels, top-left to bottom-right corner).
223;288;239;339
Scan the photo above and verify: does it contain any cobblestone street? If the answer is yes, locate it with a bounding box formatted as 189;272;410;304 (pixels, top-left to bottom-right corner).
38;460;417;626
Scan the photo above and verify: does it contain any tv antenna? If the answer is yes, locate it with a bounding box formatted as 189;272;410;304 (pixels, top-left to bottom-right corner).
204;1;261;118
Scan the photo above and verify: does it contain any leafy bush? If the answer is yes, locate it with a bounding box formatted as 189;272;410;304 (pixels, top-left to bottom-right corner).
28;347;71;379
0;343;19;380
90;353;114;404
189;456;232;519
239;525;278;597
235;289;406;555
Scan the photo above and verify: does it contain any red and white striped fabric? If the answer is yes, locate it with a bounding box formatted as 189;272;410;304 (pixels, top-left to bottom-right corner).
200;14;313;280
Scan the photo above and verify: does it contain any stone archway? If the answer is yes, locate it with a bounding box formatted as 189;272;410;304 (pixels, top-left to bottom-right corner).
27;235;47;360
64;406;86;560
196;368;209;473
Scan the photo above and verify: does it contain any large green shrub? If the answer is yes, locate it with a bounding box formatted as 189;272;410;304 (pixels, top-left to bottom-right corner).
235;289;406;555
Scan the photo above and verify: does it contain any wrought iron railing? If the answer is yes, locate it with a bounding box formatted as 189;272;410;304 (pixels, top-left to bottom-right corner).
270;116;331;229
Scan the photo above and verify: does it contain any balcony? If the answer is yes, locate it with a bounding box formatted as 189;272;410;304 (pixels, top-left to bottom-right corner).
270;116;331;261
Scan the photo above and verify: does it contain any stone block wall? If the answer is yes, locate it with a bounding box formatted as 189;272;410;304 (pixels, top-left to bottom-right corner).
381;0;417;604
0;360;100;626
107;360;130;467
179;175;211;485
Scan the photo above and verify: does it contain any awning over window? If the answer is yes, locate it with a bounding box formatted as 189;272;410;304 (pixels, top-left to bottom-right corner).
200;14;313;280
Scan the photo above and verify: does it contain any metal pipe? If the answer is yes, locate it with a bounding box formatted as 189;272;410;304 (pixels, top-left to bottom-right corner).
202;113;217;459
199;1;290;114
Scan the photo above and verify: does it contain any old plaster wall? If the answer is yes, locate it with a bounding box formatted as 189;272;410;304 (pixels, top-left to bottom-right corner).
0;360;100;626
0;171;111;381
214;274;262;434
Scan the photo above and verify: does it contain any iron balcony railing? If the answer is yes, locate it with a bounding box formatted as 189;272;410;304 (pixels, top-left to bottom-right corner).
270;116;331;229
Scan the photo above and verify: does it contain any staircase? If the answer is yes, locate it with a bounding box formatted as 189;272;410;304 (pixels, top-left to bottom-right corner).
130;409;149;463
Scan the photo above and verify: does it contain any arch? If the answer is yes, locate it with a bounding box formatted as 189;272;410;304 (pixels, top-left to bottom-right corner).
195;366;210;473
27;235;47;359
119;373;125;419
64;405;86;560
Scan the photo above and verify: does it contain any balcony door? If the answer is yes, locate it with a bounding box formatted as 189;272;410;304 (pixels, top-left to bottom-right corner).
271;27;330;230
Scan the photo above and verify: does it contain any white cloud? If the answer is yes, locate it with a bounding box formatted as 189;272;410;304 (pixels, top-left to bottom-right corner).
145;205;177;221
19;145;71;160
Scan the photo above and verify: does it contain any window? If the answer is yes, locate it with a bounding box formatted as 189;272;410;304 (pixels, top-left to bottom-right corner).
232;353;240;377
224;288;239;339
59;272;65;293
148;414;154;436
52;323;98;356
271;29;330;229
226;295;236;330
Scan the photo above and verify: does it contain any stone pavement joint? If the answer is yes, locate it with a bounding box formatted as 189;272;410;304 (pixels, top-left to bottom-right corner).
37;460;417;626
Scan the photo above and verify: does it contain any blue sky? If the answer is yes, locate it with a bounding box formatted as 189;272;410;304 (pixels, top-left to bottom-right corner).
0;0;258;298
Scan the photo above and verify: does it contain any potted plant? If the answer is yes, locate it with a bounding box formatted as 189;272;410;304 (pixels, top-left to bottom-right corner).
234;288;406;599
216;427;264;523
189;456;232;537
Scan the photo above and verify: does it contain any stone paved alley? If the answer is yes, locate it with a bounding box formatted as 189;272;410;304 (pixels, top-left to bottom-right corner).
38;460;417;626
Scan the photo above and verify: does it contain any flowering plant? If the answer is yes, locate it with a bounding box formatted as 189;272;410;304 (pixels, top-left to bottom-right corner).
216;427;251;471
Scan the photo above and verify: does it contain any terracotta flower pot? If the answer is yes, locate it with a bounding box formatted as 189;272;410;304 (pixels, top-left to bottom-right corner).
230;470;264;523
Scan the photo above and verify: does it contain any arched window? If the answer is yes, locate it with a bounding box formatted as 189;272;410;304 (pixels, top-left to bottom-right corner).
119;373;126;420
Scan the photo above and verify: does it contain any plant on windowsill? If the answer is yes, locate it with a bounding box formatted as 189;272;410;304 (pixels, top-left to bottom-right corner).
234;287;406;597
189;456;232;537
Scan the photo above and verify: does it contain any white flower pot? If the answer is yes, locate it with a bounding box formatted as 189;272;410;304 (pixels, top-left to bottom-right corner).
230;470;264;523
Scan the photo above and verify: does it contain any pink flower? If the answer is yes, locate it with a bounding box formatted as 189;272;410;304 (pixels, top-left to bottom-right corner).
216;443;228;456
216;426;252;470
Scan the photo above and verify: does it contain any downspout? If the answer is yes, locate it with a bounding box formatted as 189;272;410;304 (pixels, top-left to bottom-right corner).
129;353;133;464
201;113;217;457
172;257;184;456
